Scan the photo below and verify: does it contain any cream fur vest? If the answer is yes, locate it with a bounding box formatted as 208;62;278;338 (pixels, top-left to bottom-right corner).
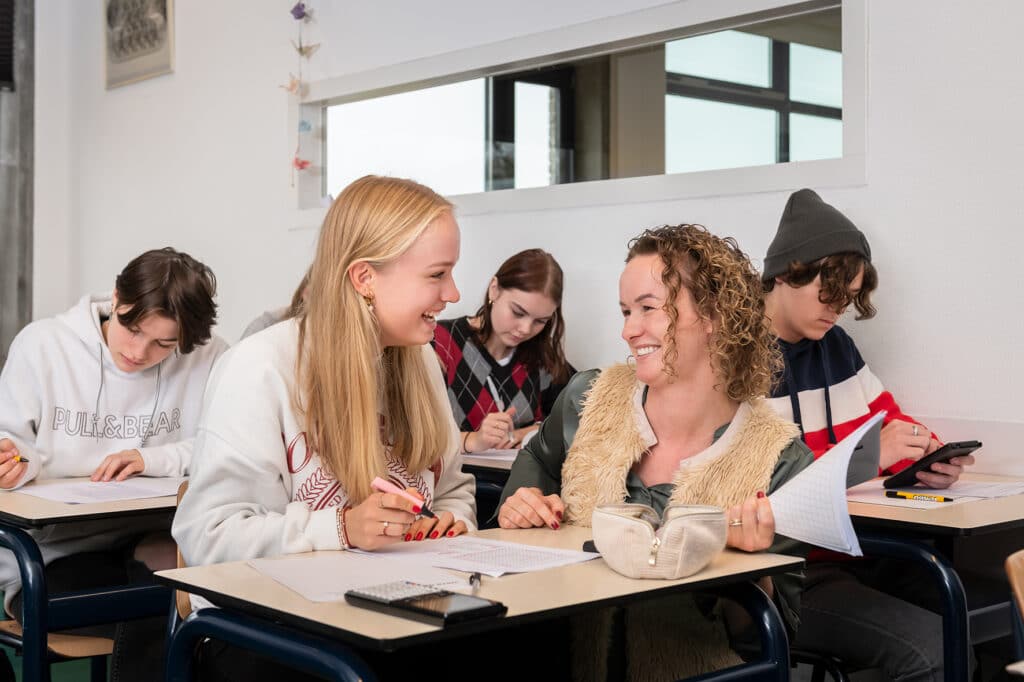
561;364;799;525
559;364;801;682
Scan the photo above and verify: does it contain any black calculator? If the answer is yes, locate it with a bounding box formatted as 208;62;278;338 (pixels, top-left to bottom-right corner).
344;581;507;627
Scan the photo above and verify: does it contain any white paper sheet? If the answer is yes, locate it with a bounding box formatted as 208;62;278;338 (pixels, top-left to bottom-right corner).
769;412;886;556
913;480;1024;499
847;478;978;508
15;477;186;504
248;554;464;602
353;536;599;577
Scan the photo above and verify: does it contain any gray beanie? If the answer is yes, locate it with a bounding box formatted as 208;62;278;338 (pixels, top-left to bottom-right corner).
762;188;871;279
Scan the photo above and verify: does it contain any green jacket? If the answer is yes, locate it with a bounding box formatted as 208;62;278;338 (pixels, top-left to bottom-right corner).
497;368;815;632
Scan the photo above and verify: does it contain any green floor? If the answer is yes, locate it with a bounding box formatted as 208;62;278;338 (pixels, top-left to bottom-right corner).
0;645;97;681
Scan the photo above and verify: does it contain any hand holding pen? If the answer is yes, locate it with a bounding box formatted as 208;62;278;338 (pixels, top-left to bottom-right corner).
0;438;29;490
371;477;469;543
467;407;517;452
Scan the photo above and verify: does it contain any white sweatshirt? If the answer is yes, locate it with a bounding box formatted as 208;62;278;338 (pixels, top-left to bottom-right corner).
172;319;477;568
0;294;228;605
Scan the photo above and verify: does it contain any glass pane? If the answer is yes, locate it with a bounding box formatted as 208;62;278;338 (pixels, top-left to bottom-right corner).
790;43;842;108
665;96;776;173
514;82;557;189
790;113;842;162
665;30;771;87
325;79;486;197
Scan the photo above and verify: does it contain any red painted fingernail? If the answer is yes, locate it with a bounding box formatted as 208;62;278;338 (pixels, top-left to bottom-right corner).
555;511;563;520
551;522;560;530
757;491;765;499
404;533;411;541
413;506;422;514
447;531;455;537
416;532;424;540
430;530;439;539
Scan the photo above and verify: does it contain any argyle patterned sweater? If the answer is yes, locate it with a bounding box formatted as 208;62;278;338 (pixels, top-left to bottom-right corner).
766;325;931;474
432;317;572;432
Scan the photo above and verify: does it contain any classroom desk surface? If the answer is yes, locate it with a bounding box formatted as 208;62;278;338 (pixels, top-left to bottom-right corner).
0;477;177;528
460;453;514;472
157;525;802;652
850;473;1024;536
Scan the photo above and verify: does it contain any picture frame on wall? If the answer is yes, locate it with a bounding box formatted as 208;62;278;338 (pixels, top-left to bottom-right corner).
105;0;174;89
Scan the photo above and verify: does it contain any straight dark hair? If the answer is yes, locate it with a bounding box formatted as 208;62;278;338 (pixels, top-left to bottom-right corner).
113;247;218;354
474;249;570;383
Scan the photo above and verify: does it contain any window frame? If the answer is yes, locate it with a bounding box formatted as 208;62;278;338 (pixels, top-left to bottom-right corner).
294;0;865;219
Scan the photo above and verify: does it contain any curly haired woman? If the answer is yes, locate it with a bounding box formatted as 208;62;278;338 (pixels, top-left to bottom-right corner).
497;224;814;681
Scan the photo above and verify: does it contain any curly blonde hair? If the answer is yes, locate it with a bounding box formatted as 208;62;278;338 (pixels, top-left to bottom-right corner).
626;224;780;401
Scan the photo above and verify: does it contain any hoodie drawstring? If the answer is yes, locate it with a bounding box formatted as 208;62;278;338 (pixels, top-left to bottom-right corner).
820;340;839;445
95;343;163;448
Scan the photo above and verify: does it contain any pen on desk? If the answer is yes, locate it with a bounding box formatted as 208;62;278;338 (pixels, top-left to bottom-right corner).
469;571;481;593
886;490;954;503
371;476;436;518
484;376;516;444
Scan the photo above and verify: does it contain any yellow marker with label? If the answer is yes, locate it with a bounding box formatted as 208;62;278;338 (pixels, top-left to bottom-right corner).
885;490;952;503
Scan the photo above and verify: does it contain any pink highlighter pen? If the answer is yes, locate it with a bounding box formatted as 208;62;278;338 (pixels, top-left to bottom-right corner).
371;476;435;518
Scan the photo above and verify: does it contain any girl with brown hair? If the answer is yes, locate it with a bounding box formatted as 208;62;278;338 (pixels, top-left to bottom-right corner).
497;224;813;679
432;248;574;453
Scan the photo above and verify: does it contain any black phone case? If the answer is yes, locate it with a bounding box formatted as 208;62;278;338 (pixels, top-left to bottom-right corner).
345;590;507;627
882;440;982;489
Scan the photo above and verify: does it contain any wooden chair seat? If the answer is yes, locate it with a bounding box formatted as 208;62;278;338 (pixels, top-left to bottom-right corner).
0;619;113;659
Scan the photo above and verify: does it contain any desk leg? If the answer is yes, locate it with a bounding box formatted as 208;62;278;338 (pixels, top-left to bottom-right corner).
860;534;969;682
0;525;50;682
166;608;376;682
688;582;789;682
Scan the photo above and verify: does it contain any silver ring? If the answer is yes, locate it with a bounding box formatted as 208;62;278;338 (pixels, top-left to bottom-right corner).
729;519;743;527
381;520;390;535
912;424;919;437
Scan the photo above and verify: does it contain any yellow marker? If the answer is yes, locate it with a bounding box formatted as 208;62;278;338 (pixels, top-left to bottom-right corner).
886;490;952;503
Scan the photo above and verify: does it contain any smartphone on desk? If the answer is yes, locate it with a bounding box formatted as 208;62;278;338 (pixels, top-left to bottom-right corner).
882;440;982;489
345;581;507;627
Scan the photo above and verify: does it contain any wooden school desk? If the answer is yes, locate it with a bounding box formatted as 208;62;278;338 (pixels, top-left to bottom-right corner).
0;477;176;682
849;473;1024;682
158;525;804;682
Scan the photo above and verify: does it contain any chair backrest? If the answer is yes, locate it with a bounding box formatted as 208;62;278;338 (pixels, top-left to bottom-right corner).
1007;549;1024;616
174;481;192;621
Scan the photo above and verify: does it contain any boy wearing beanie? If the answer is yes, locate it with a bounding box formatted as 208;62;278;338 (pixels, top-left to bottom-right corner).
762;189;974;680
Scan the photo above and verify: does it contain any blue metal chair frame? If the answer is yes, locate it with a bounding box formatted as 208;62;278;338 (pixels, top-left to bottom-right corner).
165;580;789;682
0;523;171;682
858;534;970;682
165;608;375;682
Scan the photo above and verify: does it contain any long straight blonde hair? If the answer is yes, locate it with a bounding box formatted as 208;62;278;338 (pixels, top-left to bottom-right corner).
296;176;455;503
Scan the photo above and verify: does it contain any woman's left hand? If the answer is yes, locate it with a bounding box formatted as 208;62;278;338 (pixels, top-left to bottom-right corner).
726;492;774;552
405;510;469;541
91;450;145;481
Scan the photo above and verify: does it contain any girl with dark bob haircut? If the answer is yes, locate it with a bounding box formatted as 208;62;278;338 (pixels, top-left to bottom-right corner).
0;246;227;680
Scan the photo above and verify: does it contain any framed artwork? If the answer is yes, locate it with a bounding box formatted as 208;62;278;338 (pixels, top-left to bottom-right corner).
105;0;174;89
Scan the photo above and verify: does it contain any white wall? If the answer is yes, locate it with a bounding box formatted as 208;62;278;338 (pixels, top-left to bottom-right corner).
34;1;1024;469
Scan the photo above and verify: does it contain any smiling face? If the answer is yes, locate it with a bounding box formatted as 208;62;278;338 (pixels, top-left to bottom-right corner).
619;253;714;388
103;294;179;373
769;266;865;342
486;282;557;354
367;212;461;348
